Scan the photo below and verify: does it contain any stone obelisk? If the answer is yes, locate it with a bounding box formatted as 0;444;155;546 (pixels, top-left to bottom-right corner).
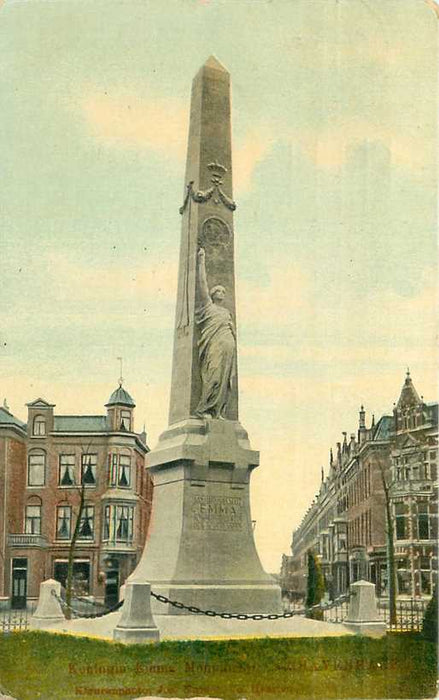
130;57;281;615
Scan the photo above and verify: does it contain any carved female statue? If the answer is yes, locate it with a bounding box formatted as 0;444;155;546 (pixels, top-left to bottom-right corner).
195;247;236;419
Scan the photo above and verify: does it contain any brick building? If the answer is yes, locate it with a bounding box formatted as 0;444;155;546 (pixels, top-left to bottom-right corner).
0;384;153;610
281;372;438;601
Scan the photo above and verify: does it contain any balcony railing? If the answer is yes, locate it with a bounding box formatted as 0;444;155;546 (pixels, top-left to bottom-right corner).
101;540;136;552
7;534;48;548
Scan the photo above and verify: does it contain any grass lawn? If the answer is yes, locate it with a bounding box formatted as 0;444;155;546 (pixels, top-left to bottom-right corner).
0;632;436;700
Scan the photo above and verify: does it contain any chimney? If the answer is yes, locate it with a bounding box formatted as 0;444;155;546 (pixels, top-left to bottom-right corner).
358;405;367;443
359;405;366;430
350;433;356;453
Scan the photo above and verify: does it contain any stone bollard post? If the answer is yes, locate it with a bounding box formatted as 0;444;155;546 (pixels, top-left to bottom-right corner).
113;581;160;644
119;583;126;602
30;579;65;629
344;580;386;637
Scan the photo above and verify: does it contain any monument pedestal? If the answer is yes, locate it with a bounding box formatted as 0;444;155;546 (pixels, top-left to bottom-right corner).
113;582;160;644
343;580;387;638
129;418;281;615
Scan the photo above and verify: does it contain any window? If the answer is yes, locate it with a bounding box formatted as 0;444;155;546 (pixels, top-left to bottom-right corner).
81;454;97;486
28;452;45;486
54;560;90;595
33;415;46;436
56;505;72;540
103;504;134;543
25;505;41;534
116;506;132;540
118;455;131;487
420;556;431;595
77;505;94;540
103;505;110;540
120;410;131;432
417;501;429;540
395;502;406;540
397;558;410;595
109;454;118;486
108;454;131;487
59;454;75;486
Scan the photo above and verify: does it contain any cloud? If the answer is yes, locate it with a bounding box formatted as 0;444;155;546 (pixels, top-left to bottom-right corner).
81;89;188;160
237;258;312;328
79;86;273;195
1;252;179;337
49;252;178;306
233;127;273;194
297;120;433;174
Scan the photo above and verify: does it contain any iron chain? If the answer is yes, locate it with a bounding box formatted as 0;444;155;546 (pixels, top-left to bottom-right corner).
149;590;350;620
51;590;124;619
51;588;349;622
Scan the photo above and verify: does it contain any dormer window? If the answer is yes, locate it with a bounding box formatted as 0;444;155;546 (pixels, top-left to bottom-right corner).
105;384;136;432
33;415;46;436
120;410;131;432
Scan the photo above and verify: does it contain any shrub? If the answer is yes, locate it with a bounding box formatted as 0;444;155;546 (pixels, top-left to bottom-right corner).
421;583;438;643
305;549;325;619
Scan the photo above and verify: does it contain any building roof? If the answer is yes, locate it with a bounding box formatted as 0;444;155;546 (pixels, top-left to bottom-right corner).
396;370;421;409
53;416;108;432
26;398;56;408
0;407;26;430
373;415;393;441
429;403;438;424
105;385;135;408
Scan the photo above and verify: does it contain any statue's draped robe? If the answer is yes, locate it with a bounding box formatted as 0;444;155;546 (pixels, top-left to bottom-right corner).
195;300;236;418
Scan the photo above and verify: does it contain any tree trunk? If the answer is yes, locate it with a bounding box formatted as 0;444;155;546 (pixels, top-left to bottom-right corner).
379;462;397;626
385;493;397;626
65;483;86;620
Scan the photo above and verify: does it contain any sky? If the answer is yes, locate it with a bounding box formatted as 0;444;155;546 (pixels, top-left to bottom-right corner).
0;0;437;571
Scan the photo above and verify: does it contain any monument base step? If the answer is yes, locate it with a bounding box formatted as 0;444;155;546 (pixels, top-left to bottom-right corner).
113;626;160;644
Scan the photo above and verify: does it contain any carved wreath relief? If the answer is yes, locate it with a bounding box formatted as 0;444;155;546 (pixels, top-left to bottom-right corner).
199;216;231;249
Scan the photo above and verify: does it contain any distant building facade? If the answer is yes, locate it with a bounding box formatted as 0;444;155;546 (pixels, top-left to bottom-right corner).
281;373;438;601
0;384;153;610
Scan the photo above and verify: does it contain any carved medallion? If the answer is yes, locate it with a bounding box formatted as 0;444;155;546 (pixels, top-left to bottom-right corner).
199;217;231;249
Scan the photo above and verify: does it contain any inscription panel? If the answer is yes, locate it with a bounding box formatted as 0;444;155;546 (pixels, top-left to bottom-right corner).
190;494;244;531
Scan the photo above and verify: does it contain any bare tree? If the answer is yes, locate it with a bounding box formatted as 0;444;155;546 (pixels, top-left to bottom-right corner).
65;481;86;619
65;441;93;619
377;458;397;626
